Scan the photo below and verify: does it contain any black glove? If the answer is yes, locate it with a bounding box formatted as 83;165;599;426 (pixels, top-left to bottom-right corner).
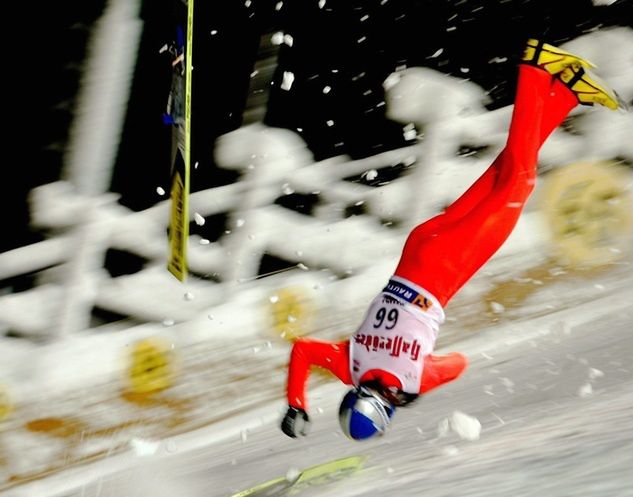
281;405;310;438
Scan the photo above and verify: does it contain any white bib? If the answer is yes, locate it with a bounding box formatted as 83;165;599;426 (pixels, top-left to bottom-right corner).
350;277;444;393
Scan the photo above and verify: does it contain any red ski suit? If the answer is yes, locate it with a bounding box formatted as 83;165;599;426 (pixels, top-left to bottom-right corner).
287;65;578;411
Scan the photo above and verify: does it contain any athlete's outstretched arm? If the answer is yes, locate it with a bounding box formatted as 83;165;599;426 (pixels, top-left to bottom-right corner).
286;339;352;410
420;352;468;394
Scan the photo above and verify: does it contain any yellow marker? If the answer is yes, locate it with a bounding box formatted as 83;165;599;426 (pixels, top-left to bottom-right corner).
269;287;313;342
127;338;174;394
540;161;633;267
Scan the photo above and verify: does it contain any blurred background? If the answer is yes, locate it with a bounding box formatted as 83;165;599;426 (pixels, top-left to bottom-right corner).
1;1;633;496
7;0;632;252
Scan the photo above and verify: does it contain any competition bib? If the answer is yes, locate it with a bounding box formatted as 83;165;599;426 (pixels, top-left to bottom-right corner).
350;293;437;393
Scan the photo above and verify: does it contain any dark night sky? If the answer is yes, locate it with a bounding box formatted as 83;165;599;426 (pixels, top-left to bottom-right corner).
114;0;632;209
4;0;631;256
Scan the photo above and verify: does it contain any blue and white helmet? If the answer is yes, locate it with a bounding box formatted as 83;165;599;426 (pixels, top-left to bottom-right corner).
338;385;395;440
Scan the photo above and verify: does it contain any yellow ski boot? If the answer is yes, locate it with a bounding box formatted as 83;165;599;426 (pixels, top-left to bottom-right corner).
558;64;626;110
522;38;595;75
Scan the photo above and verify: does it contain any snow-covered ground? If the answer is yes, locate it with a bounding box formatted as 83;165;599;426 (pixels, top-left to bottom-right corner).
1;26;632;497
11;265;633;497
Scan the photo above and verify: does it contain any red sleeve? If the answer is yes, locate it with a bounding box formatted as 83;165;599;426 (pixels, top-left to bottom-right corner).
420;352;468;393
286;338;353;411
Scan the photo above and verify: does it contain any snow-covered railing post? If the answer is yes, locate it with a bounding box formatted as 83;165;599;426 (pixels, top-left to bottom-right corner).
64;0;142;195
55;0;143;337
55;197;114;335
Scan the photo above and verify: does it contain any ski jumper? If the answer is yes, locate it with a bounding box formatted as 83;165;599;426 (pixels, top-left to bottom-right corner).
287;64;579;411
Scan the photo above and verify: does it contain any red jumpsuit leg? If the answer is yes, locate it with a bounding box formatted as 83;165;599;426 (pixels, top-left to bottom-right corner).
286;339;352;410
419;76;576;231
540;77;579;135
395;65;577;306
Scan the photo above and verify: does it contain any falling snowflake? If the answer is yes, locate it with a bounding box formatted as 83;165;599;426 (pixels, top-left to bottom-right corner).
403;128;417;141
589;368;604;379
281;71;295;91
490;301;505;314
271;31;284;45
364;169;379;180
578;382;593;398
194;213;205;226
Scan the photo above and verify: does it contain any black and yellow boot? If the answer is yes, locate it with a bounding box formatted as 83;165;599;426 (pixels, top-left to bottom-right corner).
522;38;595;75
558;64;626;110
